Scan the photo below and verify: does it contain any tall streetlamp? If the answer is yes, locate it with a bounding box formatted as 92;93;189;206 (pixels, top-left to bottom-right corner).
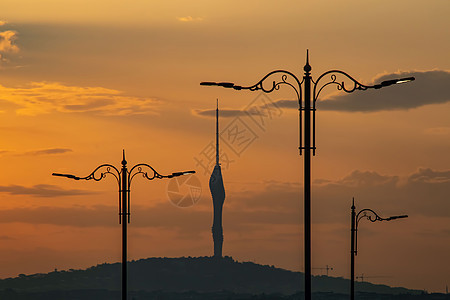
52;150;195;300
200;50;414;299
351;198;408;300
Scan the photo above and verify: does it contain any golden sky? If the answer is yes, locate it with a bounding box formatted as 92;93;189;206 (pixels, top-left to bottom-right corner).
0;0;449;293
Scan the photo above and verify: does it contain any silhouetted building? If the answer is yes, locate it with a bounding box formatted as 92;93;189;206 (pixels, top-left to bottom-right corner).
209;100;225;258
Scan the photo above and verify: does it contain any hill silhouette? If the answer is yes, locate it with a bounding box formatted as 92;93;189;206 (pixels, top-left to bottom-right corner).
0;256;424;297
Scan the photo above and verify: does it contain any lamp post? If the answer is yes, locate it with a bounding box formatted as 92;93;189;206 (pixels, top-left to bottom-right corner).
53;150;195;300
200;50;414;299
351;198;408;300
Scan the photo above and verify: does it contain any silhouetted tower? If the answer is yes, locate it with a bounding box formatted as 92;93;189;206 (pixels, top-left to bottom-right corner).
209;99;225;258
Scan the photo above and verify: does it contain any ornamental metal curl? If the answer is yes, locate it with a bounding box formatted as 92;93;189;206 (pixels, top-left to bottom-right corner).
77;164;121;187
354;208;389;255
239;70;302;102
356;208;388;227
313;70;373;102
128;163;166;188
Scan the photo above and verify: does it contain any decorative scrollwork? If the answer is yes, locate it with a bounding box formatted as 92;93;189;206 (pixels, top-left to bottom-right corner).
313;70;373;102
240;70;302;102
354;208;388;255
356;209;387;226
128;163;166;188
78;164;121;187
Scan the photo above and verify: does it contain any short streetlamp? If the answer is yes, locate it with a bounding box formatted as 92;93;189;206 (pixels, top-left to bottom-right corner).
200;50;414;299
53;150;195;300
351;198;408;300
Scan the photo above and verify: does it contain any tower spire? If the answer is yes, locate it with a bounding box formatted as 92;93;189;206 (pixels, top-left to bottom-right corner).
216;98;219;166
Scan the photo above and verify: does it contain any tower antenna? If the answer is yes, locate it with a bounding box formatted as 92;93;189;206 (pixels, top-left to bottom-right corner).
216;98;219;166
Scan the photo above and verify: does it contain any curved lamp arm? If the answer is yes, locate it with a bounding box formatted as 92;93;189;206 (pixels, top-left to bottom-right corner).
354;208;408;255
53;163;121;188
313;70;373;102
313;70;415;101
201;69;302;103
235;70;302;103
128;163;195;188
356;208;389;226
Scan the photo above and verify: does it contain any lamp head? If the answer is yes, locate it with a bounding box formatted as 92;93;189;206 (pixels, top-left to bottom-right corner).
394;77;415;84
200;82;218;86
170;170;196;178
200;81;239;89
380;77;415;87
386;215;408;221
52;173;80;180
217;82;235;88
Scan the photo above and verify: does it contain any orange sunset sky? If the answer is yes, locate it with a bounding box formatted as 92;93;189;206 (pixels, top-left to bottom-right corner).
0;0;449;294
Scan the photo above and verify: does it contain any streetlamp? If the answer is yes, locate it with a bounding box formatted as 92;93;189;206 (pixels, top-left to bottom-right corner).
52;150;195;300
200;50;414;299
351;198;408;300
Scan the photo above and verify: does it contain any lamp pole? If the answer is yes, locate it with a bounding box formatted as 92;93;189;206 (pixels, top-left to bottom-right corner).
200;50;414;300
53;150;195;300
351;198;408;300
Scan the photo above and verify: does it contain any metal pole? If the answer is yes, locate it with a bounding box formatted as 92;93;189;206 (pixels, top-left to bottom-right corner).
303;53;312;300
52;153;195;300
351;198;356;300
121;152;128;300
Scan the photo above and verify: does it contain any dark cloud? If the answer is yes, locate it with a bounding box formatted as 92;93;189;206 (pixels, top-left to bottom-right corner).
0;184;94;197
328;170;399;188
0;168;447;233
193;94;283;119
23;148;72;156
319;70;450;112
0;203;210;234
193;108;264;118
0;205;117;227
407;168;450;184
314;168;450;221
272;99;297;109
0;199;299;235
63;99;113;111
271;70;450;112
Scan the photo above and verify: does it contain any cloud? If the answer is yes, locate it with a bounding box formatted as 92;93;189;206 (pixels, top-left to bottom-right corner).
0;168;447;232
314;168;450;221
0;148;72;157
0;30;18;53
177;16;203;22
272;70;450;112
193;108;265;118
0;204;207;230
407;168;450;184
0;29;19;65
0;184;95;198
22;148;73;156
0;82;159;116
193;94;283;119
329;170;399;188
423;127;450;136
0;21;6;26
0;205;116;227
271;99;297;109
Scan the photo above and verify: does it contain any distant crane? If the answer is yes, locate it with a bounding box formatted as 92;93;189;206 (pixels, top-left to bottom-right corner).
312;265;334;276
356;273;392;282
